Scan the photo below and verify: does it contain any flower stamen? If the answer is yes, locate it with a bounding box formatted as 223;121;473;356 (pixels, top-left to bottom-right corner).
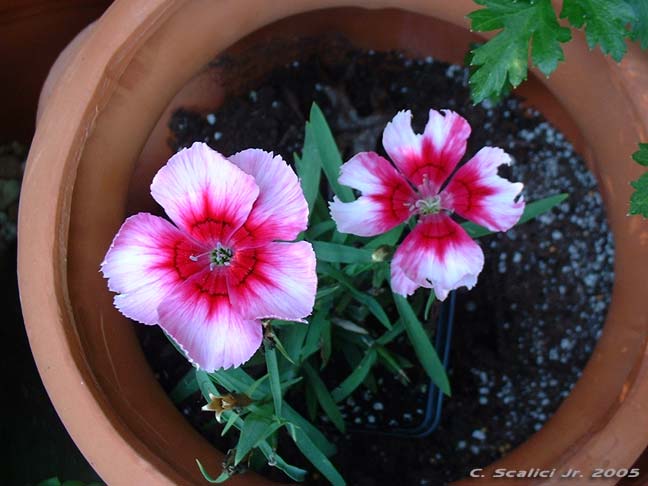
414;195;442;216
190;243;234;270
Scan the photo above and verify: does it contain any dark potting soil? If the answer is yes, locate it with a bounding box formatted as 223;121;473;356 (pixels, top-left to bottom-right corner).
137;44;613;485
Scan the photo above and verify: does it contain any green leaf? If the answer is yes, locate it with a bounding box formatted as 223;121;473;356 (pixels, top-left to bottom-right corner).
308;219;336;239
318;262;392;329
468;0;571;102
302;309;329;361
628;0;648;48
170;368;199;403
196;459;229;483
315;284;341;301
264;343;283;417
365;224;405;248
560;0;634;61
258;442;308;482
196;369;220;401
463;193;568;238
221;411;240;436
235;415;282;465
424;290;436;321
307;103;355;202
270;331;296;365
37;480;62;486
287;424;346;486
312;241;374;263
209;369;259;398
629;172;648;217
376;346;411;385
633;143;648;166
295;135;322;215
283;403;337;457
302;362;346;432
393;294;450;396
306;382;318;420
376;320;405;345
331;349;377;402
278;321;309;372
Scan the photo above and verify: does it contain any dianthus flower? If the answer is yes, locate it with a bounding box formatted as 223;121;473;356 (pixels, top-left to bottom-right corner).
102;142;316;370
330;109;524;300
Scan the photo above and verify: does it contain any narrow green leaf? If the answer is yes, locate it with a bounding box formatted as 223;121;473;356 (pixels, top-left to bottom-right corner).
321;317;332;367
288;424;346;486
170;368;199;404
196;459;229;483
365;224;404;248
315;284;341;301
302;362;346;432
318;261;392;329
196;369;219;401
283;403;337;457
221;411;240;436
331;349;377;402
270;331;296;365
308;103;355;202
376;320;405;345
295;135;322;215
278;321;309;375
37;480;62;486
265;344;283;417
258;442;308;482
308;219;336;239
204;400;307;482
394;294;450;396
312;240;374;263
235;415;282;465
376;346;411;385
209;369;259;398
302;309;328;361
424;290;436;321
463;193;568;238
306;381;318;420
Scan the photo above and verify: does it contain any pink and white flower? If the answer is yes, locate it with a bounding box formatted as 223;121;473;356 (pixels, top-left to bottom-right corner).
101;142;316;371
330;109;525;300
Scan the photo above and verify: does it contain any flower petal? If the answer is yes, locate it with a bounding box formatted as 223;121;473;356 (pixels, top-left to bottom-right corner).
383;109;471;191
228;149;308;247
158;270;263;371
100;213;205;324
227;241;317;321
397;214;484;301
441;147;524;231
330;152;415;237
151;142;259;246
390;249;423;297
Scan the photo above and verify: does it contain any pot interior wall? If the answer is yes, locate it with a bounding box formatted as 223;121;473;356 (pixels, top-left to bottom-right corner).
60;5;642;486
130;7;589;215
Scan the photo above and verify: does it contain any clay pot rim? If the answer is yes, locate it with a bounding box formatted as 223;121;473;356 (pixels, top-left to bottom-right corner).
18;1;648;485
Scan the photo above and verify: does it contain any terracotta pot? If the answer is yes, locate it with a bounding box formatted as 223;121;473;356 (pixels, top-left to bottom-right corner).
18;1;648;484
0;0;111;143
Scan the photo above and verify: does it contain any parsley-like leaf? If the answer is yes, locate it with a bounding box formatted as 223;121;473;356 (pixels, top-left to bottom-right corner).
560;0;635;61
630;173;648;217
629;143;648;218
629;144;648;217
633;143;648;166
468;0;571;103
627;0;648;49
